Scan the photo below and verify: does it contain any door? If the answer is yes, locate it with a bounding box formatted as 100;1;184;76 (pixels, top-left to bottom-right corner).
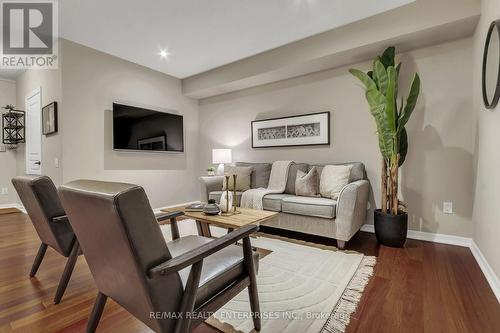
25;88;42;175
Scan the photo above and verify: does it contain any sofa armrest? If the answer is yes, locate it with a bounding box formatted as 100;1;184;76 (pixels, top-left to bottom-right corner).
199;176;224;202
335;179;369;241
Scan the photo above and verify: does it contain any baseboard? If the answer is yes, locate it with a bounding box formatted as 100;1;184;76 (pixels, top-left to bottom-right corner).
470;240;500;302
0;203;25;213
361;224;499;302
360;224;471;247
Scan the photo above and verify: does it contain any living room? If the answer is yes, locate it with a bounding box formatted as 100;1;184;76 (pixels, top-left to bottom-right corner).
0;0;499;332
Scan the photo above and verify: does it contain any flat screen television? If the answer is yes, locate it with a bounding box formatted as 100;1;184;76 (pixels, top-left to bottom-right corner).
113;103;184;152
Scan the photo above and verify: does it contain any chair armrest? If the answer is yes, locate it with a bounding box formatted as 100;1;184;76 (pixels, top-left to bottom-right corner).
51;215;69;223
149;224;259;277
199;176;224;202
335;179;370;241
155;210;184;223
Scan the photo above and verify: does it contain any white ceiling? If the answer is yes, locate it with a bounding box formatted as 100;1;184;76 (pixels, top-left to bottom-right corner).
58;0;414;79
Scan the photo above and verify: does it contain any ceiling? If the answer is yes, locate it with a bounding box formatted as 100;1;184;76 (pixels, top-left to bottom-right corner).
57;0;414;79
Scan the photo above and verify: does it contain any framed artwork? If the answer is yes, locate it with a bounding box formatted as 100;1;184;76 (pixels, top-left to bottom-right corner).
42;102;58;135
251;111;330;148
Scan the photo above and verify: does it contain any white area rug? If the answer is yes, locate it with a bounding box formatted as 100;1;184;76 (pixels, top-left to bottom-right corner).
160;220;375;333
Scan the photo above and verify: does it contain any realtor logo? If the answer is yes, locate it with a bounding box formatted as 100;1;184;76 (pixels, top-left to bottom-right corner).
1;0;58;69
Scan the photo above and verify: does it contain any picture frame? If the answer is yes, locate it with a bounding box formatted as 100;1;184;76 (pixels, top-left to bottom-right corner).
42;101;58;135
251;111;330;148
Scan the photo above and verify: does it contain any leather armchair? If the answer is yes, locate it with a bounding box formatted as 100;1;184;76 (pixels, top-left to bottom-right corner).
12;176;81;304
59;180;261;333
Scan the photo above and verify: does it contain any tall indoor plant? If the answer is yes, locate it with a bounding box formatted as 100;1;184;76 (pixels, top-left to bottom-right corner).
349;47;420;247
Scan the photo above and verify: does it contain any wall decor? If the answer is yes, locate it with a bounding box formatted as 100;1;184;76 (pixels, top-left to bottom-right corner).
251;111;330;148
2;104;25;147
482;20;500;109
42;102;58;135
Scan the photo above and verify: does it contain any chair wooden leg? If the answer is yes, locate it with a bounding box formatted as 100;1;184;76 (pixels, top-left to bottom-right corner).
30;243;47;277
54;240;80;304
86;292;108;333
243;237;261;331
337;240;346;250
170;217;180;240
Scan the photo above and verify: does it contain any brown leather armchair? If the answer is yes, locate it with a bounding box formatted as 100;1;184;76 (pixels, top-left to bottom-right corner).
59;180;261;333
12;175;80;304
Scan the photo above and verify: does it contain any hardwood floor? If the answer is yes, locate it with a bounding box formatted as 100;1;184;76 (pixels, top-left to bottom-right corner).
1;212;499;332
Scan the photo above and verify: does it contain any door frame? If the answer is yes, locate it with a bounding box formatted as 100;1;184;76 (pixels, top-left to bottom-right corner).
25;87;42;175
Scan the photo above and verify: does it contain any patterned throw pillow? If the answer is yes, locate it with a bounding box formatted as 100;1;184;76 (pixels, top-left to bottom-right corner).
222;166;253;191
295;167;320;197
319;165;353;200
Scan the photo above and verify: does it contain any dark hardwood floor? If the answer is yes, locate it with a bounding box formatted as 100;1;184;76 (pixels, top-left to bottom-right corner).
1;212;499;332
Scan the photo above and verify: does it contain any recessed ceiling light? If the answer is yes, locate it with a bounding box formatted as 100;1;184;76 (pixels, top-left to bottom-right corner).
159;49;170;59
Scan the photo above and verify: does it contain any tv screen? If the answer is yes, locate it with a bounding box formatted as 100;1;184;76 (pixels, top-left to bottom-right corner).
113;103;184;152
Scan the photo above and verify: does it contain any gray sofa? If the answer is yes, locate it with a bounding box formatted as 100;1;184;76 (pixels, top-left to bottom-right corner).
199;162;369;249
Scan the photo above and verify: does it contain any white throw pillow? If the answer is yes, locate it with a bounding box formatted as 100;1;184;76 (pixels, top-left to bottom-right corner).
319;165;353;200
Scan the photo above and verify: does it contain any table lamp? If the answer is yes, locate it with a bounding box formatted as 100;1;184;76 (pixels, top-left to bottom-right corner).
212;148;232;175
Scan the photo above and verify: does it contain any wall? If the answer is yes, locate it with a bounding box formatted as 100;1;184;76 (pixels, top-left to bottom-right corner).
471;0;500;278
15;65;63;186
0;79;17;205
199;37;474;237
60;40;200;208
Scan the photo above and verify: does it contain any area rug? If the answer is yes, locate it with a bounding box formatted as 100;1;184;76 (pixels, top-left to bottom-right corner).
160;220;376;333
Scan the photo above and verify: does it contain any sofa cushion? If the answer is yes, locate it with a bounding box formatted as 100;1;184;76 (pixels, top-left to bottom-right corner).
282;196;337;219
262;193;295;212
236;162;272;188
319;165;353;200
295;167;319;197
285;163;309;194
222;166;252;191
209;191;243;206
311;162;365;182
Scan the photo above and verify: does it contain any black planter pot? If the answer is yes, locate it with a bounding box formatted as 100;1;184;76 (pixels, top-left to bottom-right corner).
374;209;408;248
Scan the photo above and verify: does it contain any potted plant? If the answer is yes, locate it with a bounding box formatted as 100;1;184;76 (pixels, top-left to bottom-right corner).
349;47;420;247
207;166;216;176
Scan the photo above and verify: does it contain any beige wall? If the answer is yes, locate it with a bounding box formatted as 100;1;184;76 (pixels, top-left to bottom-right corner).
471;0;500;277
15;66;63;186
60;40;200;208
199;37;474;237
0;80;18;205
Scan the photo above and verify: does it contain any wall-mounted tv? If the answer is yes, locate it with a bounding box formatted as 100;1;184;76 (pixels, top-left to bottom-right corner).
113;103;184;152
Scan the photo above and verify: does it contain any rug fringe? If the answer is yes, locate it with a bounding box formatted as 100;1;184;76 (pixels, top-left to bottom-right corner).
320;256;376;333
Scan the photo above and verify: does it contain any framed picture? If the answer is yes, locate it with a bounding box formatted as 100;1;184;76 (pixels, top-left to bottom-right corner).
251;111;330;148
42;102;58;135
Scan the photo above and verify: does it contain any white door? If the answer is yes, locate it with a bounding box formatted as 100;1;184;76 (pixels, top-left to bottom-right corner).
25;88;42;175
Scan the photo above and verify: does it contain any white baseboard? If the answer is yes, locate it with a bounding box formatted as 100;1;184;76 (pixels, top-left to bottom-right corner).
361;223;499;302
360;224;471;247
470;240;500;302
0;203;25;213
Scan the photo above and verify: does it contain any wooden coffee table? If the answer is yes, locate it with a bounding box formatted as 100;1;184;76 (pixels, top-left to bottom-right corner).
160;205;278;237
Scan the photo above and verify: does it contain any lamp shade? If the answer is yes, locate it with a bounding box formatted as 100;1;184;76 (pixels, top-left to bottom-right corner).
212;149;232;164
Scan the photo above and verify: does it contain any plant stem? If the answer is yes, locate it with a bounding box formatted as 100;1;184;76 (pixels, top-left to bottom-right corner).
381;158;387;214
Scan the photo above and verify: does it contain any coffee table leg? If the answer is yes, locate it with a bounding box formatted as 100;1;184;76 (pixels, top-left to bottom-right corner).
196;220;212;238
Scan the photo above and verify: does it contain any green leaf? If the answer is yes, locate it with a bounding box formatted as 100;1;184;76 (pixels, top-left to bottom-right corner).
374;60;388;94
379;47;395;68
349;68;377;91
398;73;420;131
385;66;397;134
398;127;408;166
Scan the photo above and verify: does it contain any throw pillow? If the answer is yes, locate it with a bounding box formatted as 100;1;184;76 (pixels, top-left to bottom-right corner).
295;167;319;197
319;165;353;200
222;166;252;191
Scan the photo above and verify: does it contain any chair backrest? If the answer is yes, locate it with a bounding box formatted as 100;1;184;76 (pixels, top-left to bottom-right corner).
12;176;75;256
59;180;184;332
